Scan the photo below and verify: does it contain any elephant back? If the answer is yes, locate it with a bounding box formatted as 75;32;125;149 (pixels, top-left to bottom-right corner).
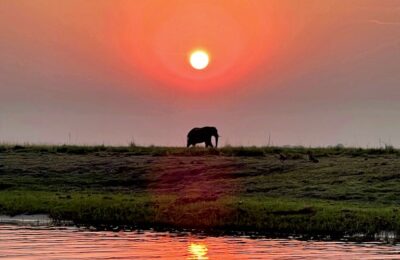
187;127;201;137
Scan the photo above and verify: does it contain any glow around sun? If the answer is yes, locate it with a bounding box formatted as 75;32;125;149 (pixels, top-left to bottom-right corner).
189;50;210;70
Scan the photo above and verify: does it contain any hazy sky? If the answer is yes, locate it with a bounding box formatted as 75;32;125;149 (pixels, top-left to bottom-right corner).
1;0;399;147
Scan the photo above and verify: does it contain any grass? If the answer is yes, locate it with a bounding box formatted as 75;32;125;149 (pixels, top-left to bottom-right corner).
0;144;400;238
0;143;398;156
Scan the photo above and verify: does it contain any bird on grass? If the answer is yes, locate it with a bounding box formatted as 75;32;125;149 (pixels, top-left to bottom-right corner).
277;153;288;163
307;151;319;163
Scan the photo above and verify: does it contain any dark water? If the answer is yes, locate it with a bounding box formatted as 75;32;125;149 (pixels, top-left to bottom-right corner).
1;226;400;259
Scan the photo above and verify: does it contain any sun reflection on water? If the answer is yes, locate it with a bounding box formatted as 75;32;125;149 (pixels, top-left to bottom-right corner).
188;242;209;260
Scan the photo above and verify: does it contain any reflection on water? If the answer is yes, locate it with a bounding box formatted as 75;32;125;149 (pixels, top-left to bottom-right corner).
0;225;400;259
188;243;208;260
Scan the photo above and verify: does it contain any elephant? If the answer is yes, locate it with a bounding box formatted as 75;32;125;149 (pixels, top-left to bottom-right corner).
187;126;219;148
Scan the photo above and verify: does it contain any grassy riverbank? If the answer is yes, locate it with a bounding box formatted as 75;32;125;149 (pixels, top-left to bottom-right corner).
0;144;399;238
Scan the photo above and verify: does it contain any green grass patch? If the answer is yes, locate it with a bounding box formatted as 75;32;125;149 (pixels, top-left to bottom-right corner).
1;144;400;237
0;191;399;237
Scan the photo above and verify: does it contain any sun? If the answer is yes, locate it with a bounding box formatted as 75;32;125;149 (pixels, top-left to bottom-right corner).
188;243;208;259
189;50;210;70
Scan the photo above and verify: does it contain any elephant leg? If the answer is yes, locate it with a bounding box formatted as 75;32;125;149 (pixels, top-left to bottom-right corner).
205;140;213;148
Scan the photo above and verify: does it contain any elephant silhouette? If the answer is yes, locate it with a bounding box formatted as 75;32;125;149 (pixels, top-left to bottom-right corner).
187;126;219;148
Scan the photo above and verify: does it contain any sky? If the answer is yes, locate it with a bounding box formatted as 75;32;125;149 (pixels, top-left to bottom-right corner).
0;0;399;147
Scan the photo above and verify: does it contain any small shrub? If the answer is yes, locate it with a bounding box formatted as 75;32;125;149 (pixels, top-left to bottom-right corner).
129;139;137;148
385;144;395;153
335;143;345;149
13;145;25;150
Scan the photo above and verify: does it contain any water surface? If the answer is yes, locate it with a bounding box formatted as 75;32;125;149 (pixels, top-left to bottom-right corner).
0;225;399;259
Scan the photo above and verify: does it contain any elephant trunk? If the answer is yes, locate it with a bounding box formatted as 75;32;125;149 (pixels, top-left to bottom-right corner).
215;135;219;148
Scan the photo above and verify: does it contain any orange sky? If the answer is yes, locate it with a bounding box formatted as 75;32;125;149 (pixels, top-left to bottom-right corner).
111;0;290;91
0;0;399;146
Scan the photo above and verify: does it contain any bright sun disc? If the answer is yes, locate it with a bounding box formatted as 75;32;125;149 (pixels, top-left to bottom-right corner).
189;50;209;70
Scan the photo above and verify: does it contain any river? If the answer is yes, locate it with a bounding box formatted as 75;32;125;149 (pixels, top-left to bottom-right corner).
0;225;399;259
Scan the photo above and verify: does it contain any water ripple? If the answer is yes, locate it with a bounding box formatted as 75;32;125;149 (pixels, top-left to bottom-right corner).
0;225;399;259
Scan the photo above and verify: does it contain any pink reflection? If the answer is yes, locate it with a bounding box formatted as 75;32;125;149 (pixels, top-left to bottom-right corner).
147;156;242;229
